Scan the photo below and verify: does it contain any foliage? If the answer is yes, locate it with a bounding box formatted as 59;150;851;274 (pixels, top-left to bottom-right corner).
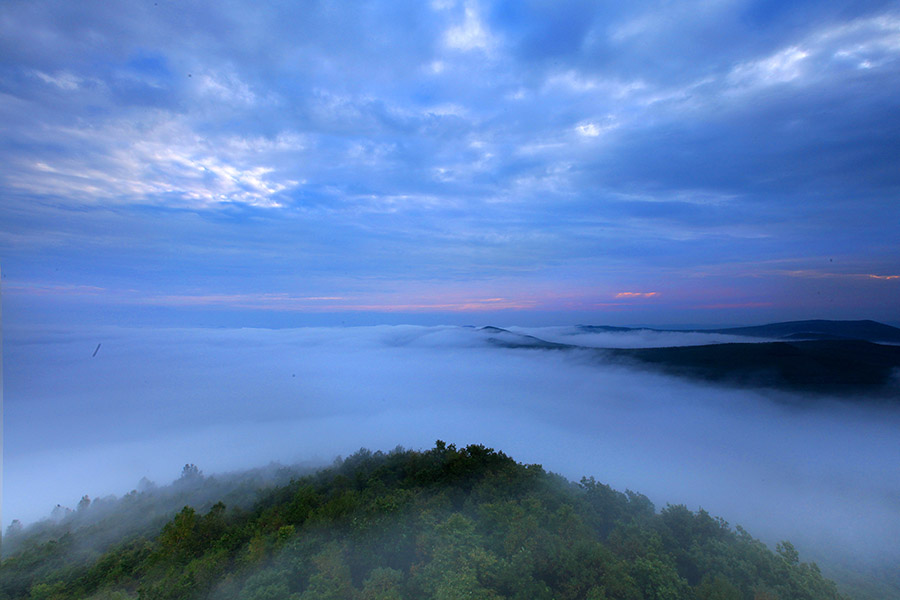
0;442;849;600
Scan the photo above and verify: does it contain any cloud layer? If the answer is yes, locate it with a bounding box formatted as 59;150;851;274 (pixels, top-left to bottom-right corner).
5;325;899;575
1;0;899;324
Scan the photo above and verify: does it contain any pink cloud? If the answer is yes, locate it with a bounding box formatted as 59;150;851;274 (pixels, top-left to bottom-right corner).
614;292;659;298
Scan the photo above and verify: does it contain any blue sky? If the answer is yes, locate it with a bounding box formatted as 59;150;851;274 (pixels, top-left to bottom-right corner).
2;0;899;327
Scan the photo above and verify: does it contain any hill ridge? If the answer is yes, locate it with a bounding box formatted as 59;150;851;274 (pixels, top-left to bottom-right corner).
0;443;852;600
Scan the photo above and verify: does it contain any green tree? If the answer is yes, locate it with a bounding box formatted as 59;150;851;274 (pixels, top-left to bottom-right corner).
299;542;357;600
360;568;404;600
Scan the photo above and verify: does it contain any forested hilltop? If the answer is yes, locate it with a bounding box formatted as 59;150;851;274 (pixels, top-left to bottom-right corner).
1;443;847;600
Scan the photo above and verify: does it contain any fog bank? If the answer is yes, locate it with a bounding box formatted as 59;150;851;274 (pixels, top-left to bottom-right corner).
5;325;899;571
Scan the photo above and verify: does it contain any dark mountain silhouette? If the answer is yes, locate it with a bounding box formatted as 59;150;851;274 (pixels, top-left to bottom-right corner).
572;319;900;343
605;340;900;396
478;325;574;349
701;320;900;343
577;325;640;333
482;321;900;396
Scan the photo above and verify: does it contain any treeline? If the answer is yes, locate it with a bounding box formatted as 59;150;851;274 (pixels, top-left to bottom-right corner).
1;460;312;560
0;442;846;599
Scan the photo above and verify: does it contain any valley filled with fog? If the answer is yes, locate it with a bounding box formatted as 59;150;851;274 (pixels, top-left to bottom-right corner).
5;324;899;577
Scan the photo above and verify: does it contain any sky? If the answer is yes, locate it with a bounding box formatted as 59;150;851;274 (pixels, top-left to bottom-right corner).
1;0;899;327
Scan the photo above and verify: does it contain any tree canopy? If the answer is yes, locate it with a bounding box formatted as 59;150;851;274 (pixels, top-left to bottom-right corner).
0;443;848;600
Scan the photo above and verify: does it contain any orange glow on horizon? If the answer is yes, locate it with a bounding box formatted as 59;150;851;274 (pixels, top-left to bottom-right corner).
137;293;539;312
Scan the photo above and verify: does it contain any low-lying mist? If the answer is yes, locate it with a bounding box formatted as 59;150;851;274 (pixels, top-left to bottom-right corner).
507;325;775;348
5;324;899;574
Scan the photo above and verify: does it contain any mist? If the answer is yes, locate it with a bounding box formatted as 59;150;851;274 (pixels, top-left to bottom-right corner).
507;325;777;348
5;324;899;574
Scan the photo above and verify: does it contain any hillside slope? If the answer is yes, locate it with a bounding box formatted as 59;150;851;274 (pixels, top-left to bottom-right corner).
703;320;900;343
0;443;847;600
606;340;900;395
482;322;900;396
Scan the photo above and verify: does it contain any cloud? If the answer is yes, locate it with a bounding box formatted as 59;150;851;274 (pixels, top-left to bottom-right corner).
575;117;619;138
138;293;536;313
615;292;659;298
5;324;899;578
728;45;811;87
3;115;301;208
781;270;900;281
507;325;775;349
33;70;83;90
7;283;111;297
4;279;549;314
725;13;900;93
1;0;899;324
443;1;496;52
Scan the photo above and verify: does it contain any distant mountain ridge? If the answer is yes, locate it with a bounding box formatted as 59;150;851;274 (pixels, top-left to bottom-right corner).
479;320;900;397
605;340;900;396
701;320;900;343
575;319;900;344
478;325;573;349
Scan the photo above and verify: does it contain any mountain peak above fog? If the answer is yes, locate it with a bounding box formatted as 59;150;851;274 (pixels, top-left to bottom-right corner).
480;320;900;396
569;319;900;343
478;325;573;349
702;319;900;343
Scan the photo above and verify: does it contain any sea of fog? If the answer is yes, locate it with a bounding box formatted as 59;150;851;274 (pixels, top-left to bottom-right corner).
4;324;899;573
